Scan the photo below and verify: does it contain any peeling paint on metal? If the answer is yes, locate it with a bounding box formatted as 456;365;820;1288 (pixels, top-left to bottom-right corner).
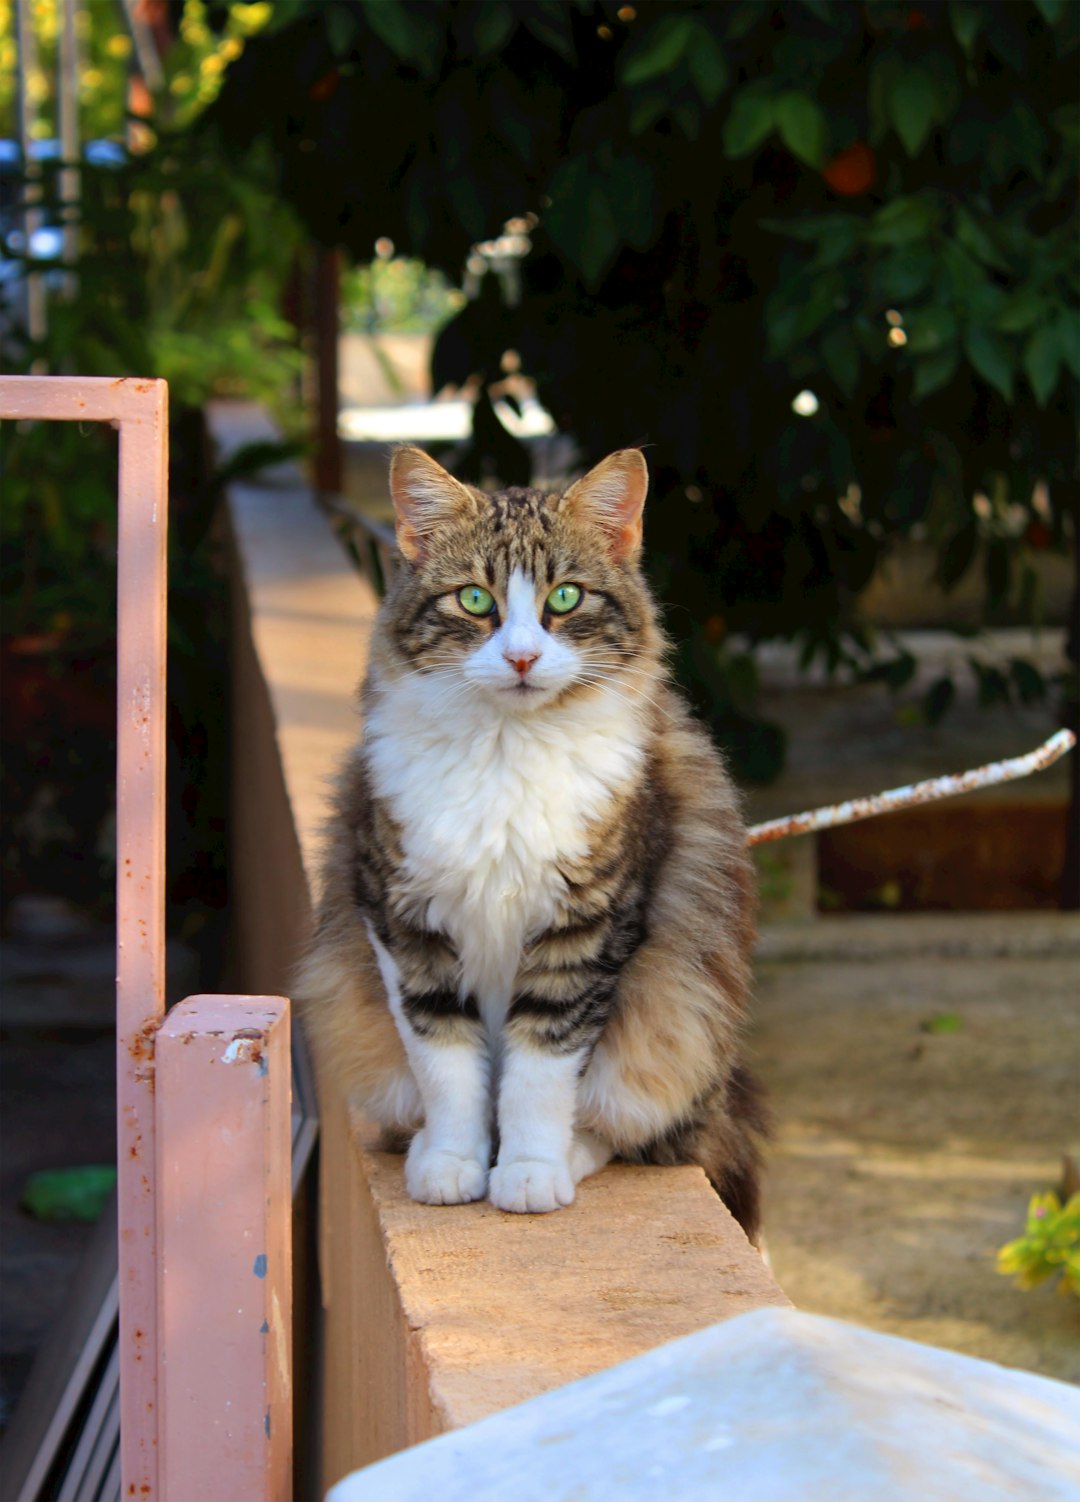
223;1031;265;1068
271;1288;289;1395
747;729;1076;847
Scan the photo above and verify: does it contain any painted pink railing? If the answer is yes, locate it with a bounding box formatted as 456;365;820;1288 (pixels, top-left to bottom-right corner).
0;377;292;1501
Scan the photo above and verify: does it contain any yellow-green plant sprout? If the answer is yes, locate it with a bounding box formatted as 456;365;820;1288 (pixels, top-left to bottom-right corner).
997;1191;1080;1298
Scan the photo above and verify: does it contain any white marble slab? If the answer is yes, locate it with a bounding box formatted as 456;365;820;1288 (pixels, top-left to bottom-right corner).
327;1307;1080;1502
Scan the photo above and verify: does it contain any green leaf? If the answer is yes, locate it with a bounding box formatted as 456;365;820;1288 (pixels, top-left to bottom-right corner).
326;3;361;57
361;0;419;60
971;656;1011;705
921;1011;962;1034
21;1166;117;1223
776;92;828;169
949;2;986;54
1032;0;1066;21
361;0;442;77
888;65;941;157
954;207;1010;273
822;324;859;398
723;86;776;158
687;26;729;107
521;1;575;61
873;247;936;302
1024;324;1063;406
621;15;695;86
868;54;900;147
994;288;1046;334
545;157;621;288
796;0;838;20
761;214;860;267
861;652;917;689
473;3;515;55
608;153;657;250
1010;658;1046;704
726;2;764;41
965;325;1015;400
905;307;958;355
629;93;668;135
923;674;955;725
866;195;937;247
937;524;977;589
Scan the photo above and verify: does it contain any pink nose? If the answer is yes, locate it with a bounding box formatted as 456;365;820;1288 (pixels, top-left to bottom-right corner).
506;651;539;677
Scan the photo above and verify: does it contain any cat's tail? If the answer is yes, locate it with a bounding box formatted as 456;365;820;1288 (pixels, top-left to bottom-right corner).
700;1062;770;1248
630;1061;770;1246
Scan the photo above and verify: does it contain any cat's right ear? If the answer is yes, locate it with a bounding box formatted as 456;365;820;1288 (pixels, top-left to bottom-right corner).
389;447;475;563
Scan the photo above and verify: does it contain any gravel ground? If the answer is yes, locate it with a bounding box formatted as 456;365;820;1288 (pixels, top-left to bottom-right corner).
750;920;1080;1384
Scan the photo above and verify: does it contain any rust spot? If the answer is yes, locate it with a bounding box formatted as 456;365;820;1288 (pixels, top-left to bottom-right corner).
128;1017;159;1063
233;1028;263;1040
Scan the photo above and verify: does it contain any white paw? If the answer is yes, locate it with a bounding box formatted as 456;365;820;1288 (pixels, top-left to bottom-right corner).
489;1158;576;1214
405;1133;489;1205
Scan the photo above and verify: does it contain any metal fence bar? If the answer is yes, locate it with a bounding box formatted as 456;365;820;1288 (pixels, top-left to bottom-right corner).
747;729;1077;846
156;996;292;1502
0;375;168;1497
1;377;294;1502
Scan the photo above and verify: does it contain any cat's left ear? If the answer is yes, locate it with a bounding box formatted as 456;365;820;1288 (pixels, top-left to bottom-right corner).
559;450;648;563
389;446;476;563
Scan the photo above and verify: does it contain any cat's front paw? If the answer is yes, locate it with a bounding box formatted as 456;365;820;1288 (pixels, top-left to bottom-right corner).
405;1133;489;1205
489;1157;575;1214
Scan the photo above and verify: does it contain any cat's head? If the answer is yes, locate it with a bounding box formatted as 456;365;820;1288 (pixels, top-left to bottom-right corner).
376;446;662;714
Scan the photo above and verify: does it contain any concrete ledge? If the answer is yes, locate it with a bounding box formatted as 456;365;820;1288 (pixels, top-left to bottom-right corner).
213;404;789;1492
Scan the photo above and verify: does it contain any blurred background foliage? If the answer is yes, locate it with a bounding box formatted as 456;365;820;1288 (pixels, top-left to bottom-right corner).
2;0;300;923
205;0;1078;778
2;0;1078;789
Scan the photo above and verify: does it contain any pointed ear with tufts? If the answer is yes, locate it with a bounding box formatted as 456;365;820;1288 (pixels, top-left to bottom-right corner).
389;446;476;563
558;449;649;563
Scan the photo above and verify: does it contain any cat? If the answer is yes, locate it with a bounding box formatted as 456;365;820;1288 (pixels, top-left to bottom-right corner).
297;445;766;1239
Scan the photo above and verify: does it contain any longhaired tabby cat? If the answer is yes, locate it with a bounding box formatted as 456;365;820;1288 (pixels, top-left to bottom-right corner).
298;446;767;1239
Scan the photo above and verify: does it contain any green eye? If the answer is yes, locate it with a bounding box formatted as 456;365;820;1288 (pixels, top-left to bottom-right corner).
458;585;496;617
546;583;582;615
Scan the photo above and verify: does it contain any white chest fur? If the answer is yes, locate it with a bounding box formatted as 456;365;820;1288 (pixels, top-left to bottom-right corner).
364;675;646;1029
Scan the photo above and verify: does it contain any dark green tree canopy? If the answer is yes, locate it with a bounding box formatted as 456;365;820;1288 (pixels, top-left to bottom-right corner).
208;0;1078;768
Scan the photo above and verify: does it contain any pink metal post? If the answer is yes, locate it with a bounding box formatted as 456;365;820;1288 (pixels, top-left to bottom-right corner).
1;376;168;1494
0;377;292;1500
156;997;292;1502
